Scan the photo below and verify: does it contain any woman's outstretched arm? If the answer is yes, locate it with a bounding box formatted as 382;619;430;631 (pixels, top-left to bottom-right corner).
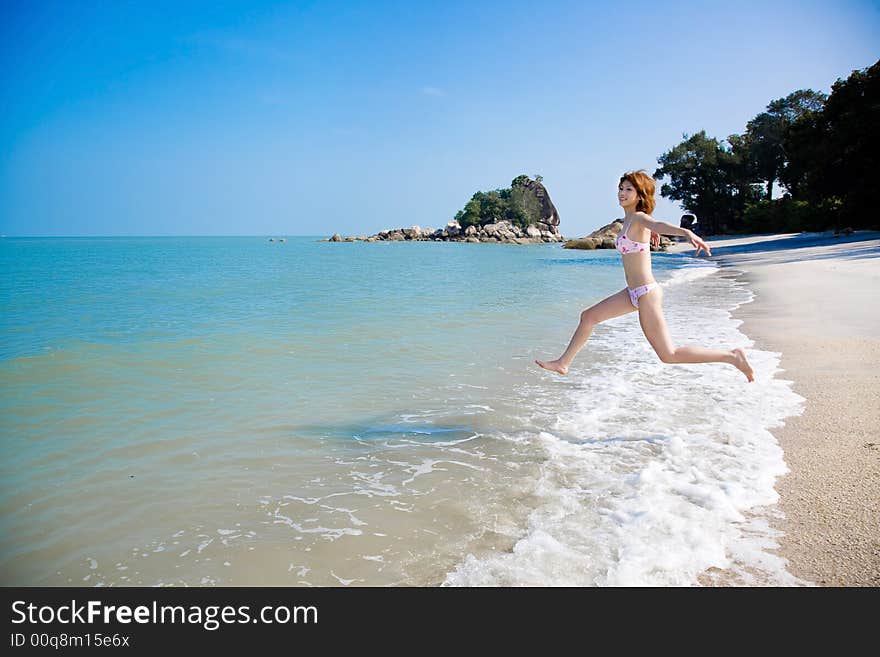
636;212;689;237
637;212;711;256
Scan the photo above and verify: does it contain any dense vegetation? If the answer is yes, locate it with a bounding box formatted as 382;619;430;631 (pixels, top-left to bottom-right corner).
453;175;544;231
654;59;879;235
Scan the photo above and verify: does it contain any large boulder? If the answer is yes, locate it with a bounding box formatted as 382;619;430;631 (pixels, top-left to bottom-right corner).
445;221;462;236
519;179;561;227
482;221;517;239
564;238;599;249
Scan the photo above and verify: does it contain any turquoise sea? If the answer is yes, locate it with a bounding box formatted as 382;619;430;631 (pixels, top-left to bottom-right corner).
0;236;804;586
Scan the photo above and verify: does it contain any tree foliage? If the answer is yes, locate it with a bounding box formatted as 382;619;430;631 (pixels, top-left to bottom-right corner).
783;61;879;227
653;131;760;235
453;175;545;230
743;89;827;200
655;59;879;233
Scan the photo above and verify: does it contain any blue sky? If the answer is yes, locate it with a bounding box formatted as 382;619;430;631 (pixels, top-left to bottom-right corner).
1;0;877;237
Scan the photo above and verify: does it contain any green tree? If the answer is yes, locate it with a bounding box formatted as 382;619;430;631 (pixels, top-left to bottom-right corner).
727;133;765;217
474;191;505;224
743;90;826;200
785;61;879;227
655;60;879;234
508;185;541;229
654;131;746;235
452;174;545;231
457;198;482;228
778;106;826;201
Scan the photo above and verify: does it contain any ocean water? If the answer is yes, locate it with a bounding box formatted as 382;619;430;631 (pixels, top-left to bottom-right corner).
0;236;805;586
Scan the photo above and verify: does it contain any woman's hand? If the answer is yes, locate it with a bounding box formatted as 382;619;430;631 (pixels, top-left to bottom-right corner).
650;231;660;248
686;230;711;257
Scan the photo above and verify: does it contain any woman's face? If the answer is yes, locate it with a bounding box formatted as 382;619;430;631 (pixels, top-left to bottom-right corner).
618;180;638;209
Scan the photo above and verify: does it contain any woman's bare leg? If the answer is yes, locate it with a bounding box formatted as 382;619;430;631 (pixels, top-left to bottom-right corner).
535;288;636;374
636;287;754;382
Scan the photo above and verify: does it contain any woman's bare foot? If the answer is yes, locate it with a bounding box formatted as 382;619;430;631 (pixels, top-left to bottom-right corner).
535;359;569;375
731;348;754;382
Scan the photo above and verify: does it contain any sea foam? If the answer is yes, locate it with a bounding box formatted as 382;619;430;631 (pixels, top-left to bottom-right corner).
443;260;807;586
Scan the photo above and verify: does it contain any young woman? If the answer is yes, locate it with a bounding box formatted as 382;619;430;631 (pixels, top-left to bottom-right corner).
535;170;754;382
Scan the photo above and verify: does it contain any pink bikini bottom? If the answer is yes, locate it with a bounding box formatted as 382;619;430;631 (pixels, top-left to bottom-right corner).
627;282;659;308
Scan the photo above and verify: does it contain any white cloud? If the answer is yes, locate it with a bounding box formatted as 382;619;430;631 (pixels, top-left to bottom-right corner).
420;86;445;97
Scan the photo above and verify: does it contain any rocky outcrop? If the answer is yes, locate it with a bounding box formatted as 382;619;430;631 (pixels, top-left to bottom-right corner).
563;219;671;251
521;178;561;228
320;219;564;244
321;177;565;245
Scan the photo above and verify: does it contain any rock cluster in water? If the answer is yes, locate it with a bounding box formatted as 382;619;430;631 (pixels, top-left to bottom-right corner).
563;219;672;251
323;219;564;244
322;177;565;244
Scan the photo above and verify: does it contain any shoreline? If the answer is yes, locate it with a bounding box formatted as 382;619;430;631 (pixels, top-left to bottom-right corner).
671;231;880;586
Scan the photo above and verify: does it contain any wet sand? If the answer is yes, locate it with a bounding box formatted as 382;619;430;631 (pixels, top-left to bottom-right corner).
670;231;880;586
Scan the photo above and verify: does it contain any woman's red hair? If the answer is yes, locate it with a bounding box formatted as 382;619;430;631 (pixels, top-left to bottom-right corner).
619;170;656;214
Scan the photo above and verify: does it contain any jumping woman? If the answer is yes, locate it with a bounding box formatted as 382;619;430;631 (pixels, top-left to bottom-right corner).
535;170;754;382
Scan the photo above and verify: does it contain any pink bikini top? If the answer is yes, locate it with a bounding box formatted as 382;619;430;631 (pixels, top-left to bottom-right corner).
615;219;649;255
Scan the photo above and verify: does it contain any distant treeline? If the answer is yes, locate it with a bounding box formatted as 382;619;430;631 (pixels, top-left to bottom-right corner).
655;59;879;235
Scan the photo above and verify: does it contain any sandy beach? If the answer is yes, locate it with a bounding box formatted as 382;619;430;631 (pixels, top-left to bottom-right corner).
669;231;880;586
